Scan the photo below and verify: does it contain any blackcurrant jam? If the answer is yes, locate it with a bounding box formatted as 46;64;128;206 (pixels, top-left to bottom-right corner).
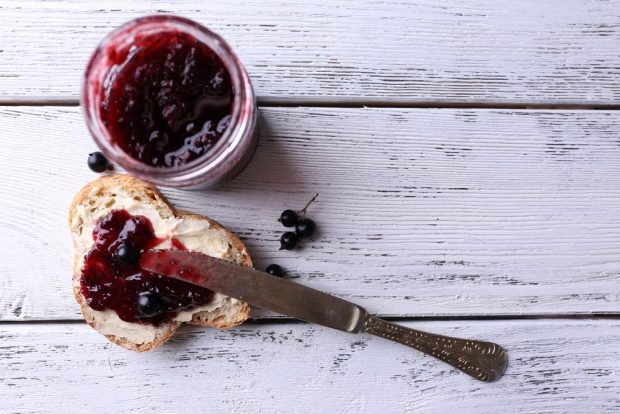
100;31;233;168
81;209;214;325
83;15;258;188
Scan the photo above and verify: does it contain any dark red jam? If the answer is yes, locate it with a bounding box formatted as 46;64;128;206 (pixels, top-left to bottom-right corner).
141;250;208;285
80;209;214;325
100;30;233;168
170;237;188;250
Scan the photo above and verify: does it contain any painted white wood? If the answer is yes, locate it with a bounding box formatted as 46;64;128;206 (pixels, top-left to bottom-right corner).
0;0;619;104
1;319;619;413
0;107;619;320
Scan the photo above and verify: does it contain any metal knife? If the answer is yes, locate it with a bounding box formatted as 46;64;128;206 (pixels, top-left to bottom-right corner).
140;250;508;382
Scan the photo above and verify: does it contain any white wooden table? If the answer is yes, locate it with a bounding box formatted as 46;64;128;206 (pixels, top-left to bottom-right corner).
1;1;619;412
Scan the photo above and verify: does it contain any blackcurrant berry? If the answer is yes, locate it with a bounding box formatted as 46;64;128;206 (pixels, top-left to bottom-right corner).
87;151;110;173
137;291;163;318
115;244;139;265
278;209;298;227
280;232;299;250
295;218;316;238
265;264;284;277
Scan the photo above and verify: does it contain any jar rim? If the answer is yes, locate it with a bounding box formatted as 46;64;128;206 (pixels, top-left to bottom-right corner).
81;15;256;186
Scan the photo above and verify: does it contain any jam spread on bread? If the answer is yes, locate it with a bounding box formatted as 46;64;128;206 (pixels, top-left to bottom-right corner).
99;30;233;168
81;209;214;325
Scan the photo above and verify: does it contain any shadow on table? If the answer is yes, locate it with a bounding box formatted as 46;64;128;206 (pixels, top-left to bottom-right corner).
219;110;309;193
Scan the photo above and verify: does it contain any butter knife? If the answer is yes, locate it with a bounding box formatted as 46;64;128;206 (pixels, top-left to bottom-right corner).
140;250;508;382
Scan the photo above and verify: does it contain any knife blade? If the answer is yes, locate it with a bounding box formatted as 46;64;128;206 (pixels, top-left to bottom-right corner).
140;249;508;382
140;249;366;332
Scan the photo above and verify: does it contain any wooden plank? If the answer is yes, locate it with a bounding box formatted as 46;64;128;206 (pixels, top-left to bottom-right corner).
1;106;619;320
0;0;619;104
1;319;619;412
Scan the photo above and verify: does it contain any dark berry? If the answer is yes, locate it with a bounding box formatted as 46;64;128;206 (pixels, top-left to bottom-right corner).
280;232;299;250
295;218;316;239
115;244;139;265
136;291;163;318
265;264;284;277
87;151;110;173
279;209;298;227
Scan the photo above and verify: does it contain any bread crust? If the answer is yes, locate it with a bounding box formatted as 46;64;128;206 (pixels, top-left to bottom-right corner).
69;175;251;351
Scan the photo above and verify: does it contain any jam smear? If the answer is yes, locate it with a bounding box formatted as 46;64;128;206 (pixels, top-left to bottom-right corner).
140;250;208;285
80;209;214;325
100;30;233;168
171;237;188;250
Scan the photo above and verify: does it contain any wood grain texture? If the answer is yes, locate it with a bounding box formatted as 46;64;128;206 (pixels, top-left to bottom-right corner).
0;106;619;320
0;0;619;104
1;320;619;413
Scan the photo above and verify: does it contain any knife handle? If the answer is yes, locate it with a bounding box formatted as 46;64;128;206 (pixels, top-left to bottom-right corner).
362;315;508;382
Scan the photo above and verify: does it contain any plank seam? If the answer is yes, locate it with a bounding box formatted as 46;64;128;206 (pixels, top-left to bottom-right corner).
1;98;620;110
2;313;619;325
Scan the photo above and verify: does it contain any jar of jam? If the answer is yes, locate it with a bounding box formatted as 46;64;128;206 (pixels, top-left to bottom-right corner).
82;15;258;189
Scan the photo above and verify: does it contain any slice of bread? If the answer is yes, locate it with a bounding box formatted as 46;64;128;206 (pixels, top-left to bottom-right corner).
69;175;251;352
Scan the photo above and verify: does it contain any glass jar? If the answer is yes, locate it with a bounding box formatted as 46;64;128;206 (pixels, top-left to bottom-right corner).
82;15;259;189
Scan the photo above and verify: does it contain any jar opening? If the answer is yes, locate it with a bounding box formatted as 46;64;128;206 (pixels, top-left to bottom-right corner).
82;15;258;188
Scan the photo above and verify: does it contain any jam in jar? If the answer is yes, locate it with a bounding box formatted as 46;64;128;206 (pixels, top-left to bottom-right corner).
82;15;258;189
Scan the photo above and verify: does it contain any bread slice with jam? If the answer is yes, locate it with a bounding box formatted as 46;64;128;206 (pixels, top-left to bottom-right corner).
69;175;251;351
